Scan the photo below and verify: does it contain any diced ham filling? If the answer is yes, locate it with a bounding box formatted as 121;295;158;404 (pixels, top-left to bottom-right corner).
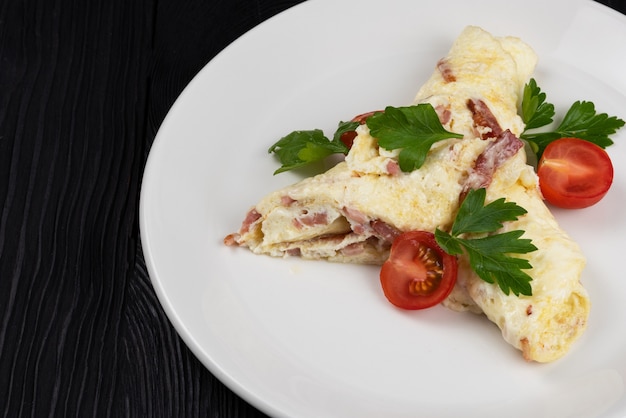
371;220;401;242
463;129;524;195
386;160;401;176
281;195;296;206
461;98;523;199
437;58;456;83
467;98;503;139
435;104;452;125
341;242;367;256
343;207;400;243
293;211;329;229
223;233;238;246
343;206;369;226
240;209;261;234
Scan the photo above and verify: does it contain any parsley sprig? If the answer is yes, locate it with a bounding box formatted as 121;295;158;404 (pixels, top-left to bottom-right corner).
520;78;625;158
267;121;356;174
520;78;555;131
435;188;537;296
367;104;463;172
268;104;462;174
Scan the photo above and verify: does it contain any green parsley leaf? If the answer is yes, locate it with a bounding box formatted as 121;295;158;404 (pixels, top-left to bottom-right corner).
524;101;625;156
446;232;535;296
520;78;555;130
520;79;625;158
268;128;348;174
450;188;529;236
332;120;360;143
367;104;463;172
435;188;537;296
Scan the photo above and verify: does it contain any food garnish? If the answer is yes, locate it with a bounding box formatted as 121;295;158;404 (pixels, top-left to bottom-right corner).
520;78;623;208
435;188;537;296
381;187;537;310
268;103;461;174
339;110;381;149
268;128;350;174
366;104;463;172
521;78;625;158
272;79;624;180
380;230;458;310
537;137;614;209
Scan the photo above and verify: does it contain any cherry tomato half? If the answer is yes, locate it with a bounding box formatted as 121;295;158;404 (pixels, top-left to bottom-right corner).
340;110;382;149
380;231;457;310
537;137;614;209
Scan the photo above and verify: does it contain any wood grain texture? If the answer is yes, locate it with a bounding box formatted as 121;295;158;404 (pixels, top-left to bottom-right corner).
0;0;623;417
0;0;303;416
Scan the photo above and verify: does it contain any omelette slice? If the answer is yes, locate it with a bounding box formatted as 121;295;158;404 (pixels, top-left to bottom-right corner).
225;26;590;362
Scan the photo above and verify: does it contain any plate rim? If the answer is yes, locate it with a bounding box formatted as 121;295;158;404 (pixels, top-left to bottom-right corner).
139;0;626;416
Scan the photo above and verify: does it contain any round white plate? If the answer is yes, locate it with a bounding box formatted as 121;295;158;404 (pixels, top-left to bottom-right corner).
140;0;626;416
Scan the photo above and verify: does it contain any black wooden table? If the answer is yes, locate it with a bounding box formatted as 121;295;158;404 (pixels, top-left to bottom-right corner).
1;0;625;416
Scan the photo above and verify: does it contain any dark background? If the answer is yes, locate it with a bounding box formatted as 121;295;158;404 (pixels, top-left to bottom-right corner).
1;0;624;416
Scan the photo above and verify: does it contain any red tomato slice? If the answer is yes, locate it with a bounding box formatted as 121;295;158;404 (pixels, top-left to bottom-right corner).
340;110;382;149
537;137;614;209
380;231;457;310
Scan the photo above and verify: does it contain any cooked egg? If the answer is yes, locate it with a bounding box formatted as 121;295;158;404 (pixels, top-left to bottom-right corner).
229;26;589;362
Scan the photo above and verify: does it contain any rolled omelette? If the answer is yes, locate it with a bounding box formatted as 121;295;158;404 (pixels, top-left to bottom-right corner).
226;26;590;362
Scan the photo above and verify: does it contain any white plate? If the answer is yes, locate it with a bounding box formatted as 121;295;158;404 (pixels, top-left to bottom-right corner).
140;0;626;416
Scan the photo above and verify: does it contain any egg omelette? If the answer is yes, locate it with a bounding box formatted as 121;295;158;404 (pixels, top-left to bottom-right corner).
225;26;590;363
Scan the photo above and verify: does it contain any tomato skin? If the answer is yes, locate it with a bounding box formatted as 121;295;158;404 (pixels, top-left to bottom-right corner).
352;110;380;124
380;231;457;310
340;111;382;149
537;137;614;209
